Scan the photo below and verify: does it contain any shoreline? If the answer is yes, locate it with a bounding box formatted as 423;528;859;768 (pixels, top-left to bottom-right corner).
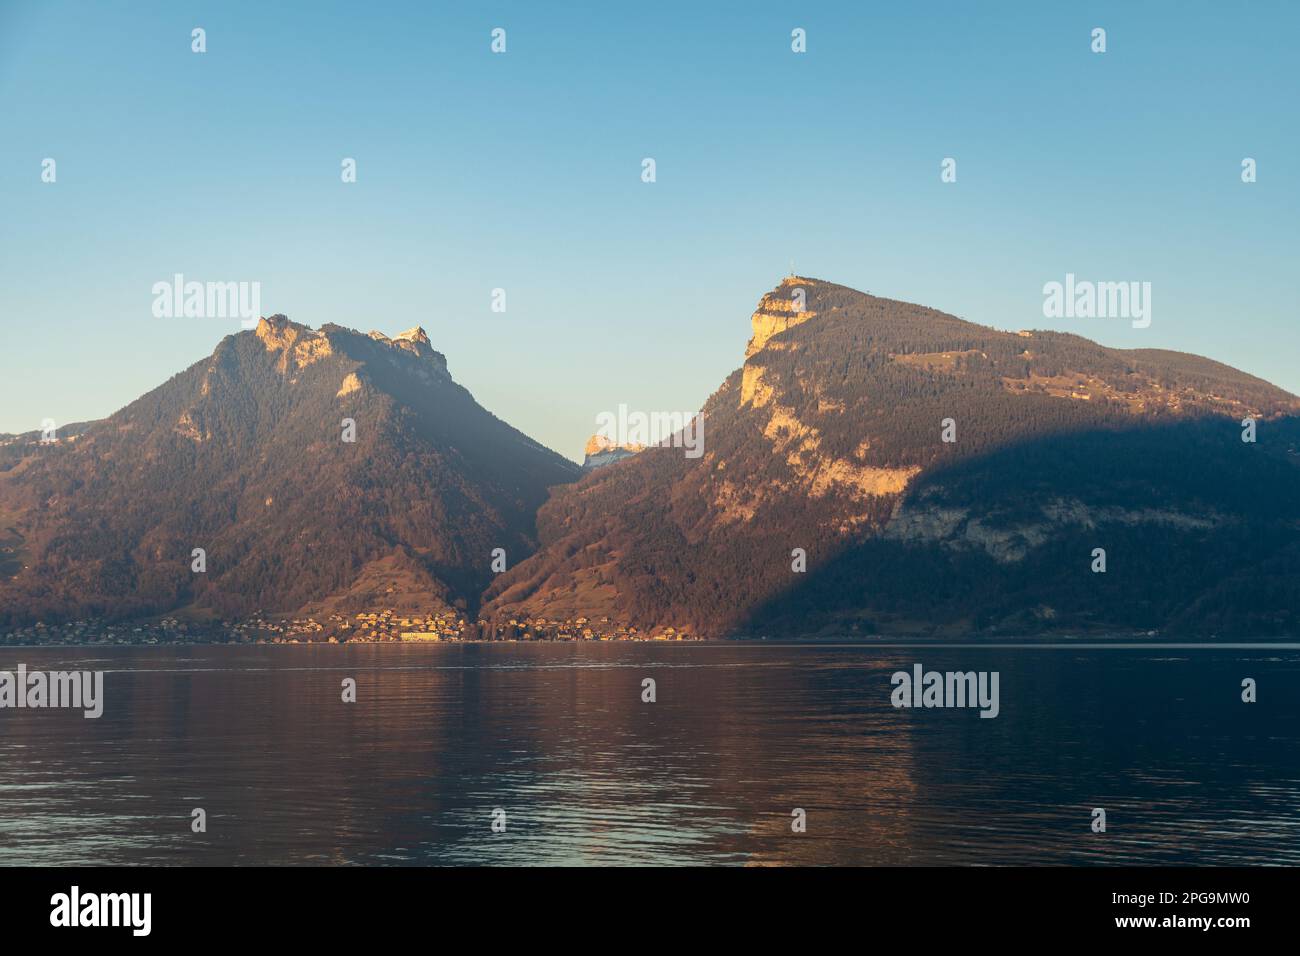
3;635;1297;650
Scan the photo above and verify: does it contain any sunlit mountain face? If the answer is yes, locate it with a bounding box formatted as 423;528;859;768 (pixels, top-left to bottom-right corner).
482;278;1300;638
4;280;1298;639
0;315;579;625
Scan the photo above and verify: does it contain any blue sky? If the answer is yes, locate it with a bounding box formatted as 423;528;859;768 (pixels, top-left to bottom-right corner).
1;0;1297;460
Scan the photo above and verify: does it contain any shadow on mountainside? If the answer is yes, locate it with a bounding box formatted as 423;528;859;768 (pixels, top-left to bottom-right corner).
736;415;1300;639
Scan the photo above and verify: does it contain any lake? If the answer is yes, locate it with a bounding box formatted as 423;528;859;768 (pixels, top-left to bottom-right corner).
1;642;1297;865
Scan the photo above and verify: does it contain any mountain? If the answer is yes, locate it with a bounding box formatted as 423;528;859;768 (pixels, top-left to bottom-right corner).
581;434;644;470
482;277;1300;638
0;315;580;624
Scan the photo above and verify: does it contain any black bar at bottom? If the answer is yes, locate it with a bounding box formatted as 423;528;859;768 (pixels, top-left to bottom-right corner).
0;866;1282;942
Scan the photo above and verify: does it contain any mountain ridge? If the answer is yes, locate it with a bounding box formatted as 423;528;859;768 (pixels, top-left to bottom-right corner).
480;276;1300;638
3;281;1298;639
0;314;580;625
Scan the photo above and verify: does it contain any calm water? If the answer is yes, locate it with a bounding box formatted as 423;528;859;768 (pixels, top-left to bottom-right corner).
1;643;1298;866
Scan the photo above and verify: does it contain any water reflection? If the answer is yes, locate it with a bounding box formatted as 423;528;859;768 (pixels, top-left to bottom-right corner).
0;644;1296;865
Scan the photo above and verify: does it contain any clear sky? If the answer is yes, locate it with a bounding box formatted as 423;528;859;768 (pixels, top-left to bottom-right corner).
2;1;1297;461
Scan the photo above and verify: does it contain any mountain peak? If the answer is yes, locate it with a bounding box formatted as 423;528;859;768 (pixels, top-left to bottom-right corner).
0;307;580;626
583;433;646;456
249;317;449;374
483;276;1300;639
254;313;300;341
361;325;441;362
745;277;821;359
395;326;431;346
582;434;645;470
251;314;338;372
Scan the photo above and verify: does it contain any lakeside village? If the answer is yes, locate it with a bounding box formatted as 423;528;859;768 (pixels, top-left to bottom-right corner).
0;609;702;646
